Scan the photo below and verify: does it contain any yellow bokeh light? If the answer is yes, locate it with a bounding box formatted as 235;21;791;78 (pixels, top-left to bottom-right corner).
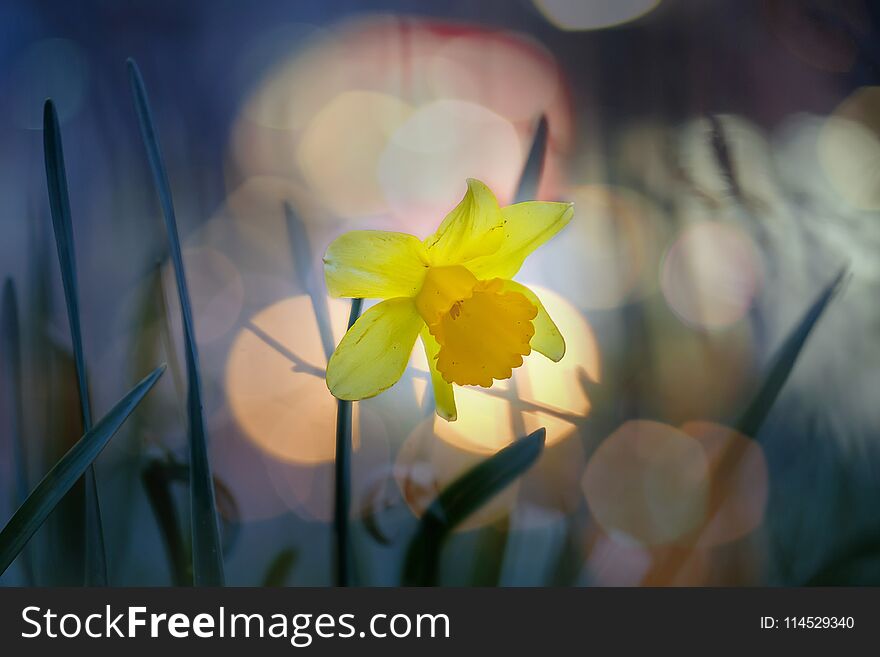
411;285;600;453
297;91;414;218
378;99;522;225
262;406;390;523
226;294;353;464
230;17;573;224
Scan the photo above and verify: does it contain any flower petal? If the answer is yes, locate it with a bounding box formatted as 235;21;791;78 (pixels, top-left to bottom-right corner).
423;179;505;266
324;230;428;299
326;298;424;400
420;327;457;422
467;201;574;279
501;281;565;362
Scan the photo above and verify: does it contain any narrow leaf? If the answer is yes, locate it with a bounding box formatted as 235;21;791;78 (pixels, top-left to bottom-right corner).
127;58;225;585
163;461;242;555
735;267;848;439
641;268;848;586
514;115;548;203
142;460;190;586
0;365;165;576
262;548;298;587
403;428;546;586
1;280;33;584
43;99;108;585
284;202;335;363
334;297;363;586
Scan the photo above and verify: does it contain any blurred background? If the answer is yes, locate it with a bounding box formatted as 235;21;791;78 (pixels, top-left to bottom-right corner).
1;0;879;586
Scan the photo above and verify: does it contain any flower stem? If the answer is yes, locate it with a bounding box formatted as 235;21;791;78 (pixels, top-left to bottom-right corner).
335;297;362;587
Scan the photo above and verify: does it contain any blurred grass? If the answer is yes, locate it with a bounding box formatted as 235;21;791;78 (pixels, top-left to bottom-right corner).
641;267;848;585
43;99;108;585
404;428;546;586
0;365;165;576
262;548;298;587
128;59;225;586
1;280;34;584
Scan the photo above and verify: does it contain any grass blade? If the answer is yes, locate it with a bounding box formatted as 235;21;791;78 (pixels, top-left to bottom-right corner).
334;297;363;586
163;460;242;555
127;58;225;586
735;267;848;439
514;115;548;203
142;459;191;586
262;548;298;587
0;365;165;576
43;99;108;585
1;280;34;584
284;202;335;363
403;428;546;586
641;268;848;586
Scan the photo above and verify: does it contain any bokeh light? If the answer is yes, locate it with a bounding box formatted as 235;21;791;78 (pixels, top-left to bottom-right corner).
661;221;763;330
378;99;522;224
297;91;414;218
818;86;880;210
263;407;391;523
231;17;573;229
679;115;780;206
226;294;351;464
680;421;768;548
533;0;662;31
163;247;245;344
646;321;756;423
538;185;668;309
582;420;709;546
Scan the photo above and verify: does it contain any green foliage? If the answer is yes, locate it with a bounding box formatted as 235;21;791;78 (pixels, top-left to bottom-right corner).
127;59;225;586
0;365;165;576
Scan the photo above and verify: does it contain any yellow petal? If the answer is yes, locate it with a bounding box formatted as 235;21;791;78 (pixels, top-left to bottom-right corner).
431;278;536;387
423;179;506;266
501;281;565;362
420;327;457;422
324;230;428;299
467;201;574;279
326;298;424;400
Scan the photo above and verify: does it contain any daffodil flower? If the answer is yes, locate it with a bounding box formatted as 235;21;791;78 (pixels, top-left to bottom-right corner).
323;179;574;421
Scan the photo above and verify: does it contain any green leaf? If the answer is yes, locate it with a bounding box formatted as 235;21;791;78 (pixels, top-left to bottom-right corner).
403;428;546;586
514;115;548;203
284;202;335;363
736;267;848;439
641;268;848;586
1;280;33;584
262;548;298;587
43;99;108;585
142;459;190;586
334;297;363;586
0;365;165;577
127;58;225;586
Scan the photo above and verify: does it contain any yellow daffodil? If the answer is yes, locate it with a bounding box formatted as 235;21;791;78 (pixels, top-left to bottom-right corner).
323;178;574;421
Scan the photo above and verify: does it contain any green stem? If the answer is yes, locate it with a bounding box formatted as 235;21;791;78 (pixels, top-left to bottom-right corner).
334;298;362;587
